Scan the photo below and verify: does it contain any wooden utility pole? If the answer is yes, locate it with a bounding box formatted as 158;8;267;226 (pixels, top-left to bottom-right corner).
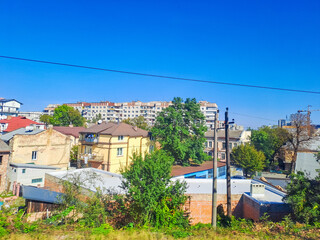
225;108;232;217
211;110;219;228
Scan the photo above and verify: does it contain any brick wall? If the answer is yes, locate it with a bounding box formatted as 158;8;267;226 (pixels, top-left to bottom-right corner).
185;194;243;224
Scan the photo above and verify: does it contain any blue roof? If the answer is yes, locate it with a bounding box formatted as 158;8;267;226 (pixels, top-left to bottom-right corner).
0;99;23;105
21;185;64;204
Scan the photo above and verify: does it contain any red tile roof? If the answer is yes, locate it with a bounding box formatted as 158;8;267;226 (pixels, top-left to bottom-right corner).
171;161;226;177
53;126;86;138
0;116;43;132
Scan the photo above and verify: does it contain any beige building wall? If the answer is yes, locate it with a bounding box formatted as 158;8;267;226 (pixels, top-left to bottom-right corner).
10;129;71;169
0;153;9;192
80;135;151;173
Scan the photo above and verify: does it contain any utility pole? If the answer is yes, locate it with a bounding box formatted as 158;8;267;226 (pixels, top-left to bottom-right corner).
225;107;232;217
211;110;219;228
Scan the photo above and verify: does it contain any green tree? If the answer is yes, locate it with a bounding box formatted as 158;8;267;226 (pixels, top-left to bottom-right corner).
120;150;189;228
151;97;209;166
39;114;52;125
122;116;150;130
50;105;86;127
231;144;266;177
70;145;79;163
91;113;103;123
251;126;289;169
284;171;320;224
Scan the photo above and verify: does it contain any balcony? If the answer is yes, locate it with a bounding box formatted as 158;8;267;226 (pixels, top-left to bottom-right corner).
80;153;104;162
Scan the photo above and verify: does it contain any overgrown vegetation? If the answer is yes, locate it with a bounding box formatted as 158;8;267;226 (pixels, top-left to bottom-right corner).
284;171;320;225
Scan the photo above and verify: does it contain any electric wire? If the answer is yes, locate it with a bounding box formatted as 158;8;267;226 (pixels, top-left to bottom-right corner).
1;55;320;95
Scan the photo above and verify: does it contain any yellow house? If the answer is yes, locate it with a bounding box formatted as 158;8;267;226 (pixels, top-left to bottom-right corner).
79;122;151;173
1;127;72;169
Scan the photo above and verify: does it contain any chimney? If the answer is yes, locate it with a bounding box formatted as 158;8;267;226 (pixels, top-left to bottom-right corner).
133;126;138;131
250;183;265;198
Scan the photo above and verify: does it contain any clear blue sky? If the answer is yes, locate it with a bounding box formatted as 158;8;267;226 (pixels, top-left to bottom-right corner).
1;0;319;128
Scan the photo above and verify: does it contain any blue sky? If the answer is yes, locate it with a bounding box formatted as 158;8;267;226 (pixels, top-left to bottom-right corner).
0;0;319;128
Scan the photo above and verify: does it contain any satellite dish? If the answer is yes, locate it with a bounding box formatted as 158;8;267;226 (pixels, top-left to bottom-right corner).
97;120;102;124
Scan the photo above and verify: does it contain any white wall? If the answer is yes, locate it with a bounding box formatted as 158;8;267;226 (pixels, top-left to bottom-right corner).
7;166;59;188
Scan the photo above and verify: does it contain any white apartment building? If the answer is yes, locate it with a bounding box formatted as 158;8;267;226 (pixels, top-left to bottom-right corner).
45;100;218;129
0;98;22;118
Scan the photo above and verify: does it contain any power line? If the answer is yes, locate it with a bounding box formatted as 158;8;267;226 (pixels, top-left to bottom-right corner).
230;112;278;122
1;55;320;95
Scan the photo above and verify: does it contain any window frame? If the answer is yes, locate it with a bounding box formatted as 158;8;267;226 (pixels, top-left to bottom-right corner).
32;151;37;160
117;148;123;156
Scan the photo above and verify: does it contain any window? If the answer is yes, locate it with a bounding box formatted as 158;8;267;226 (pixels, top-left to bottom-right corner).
31;178;43;183
221;153;226;160
234;143;238;148
32;151;37;160
208;141;213;148
22;169;26;174
117;148;123;156
222;142;226;150
118;136;124;141
0;156;2;165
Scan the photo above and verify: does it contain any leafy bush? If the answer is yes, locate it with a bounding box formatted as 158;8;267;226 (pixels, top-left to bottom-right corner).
120;150;190;228
284;171;320;224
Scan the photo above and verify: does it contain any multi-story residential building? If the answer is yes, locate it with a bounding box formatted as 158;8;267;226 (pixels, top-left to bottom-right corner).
45;100;218;129
0;116;45;134
18;112;43;123
204;129;251;160
0;98;22;118
0;139;10;192
1;127;72;169
79;122;151;173
43;104;60;116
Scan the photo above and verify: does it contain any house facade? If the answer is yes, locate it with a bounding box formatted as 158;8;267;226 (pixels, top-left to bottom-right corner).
79;122;151;173
0;98;22;118
204;129;251;160
1;127;72;169
8;163;60;189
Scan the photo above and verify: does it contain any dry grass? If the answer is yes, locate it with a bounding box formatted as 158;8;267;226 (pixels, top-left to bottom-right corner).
3;228;320;240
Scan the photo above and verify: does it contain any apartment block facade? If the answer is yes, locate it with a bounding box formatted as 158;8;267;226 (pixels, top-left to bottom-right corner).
45;100;218;129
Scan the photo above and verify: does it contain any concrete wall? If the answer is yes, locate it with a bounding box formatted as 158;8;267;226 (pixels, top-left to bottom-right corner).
0;153;9;192
7;166;59;188
296;152;320;179
10;129;71;169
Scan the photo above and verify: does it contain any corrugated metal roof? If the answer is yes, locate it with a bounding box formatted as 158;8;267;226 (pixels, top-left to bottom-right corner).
10;163;60;170
21;185;64;204
171;161;226;177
